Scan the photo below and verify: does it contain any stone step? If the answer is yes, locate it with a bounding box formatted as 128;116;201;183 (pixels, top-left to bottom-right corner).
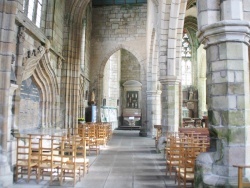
116;126;141;130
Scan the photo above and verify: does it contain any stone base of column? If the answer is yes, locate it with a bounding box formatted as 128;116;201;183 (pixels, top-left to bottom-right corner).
196;154;238;187
195;138;239;188
139;130;147;137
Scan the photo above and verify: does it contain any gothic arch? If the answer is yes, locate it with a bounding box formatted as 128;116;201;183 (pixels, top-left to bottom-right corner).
148;29;159;91
96;43;147;122
30;52;59;128
158;0;188;77
99;44;145;77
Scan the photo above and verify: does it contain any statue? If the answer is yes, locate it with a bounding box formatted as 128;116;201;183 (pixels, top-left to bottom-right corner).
189;89;193;100
91;90;95;104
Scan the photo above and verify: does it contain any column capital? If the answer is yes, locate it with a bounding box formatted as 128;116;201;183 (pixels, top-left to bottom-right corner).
197;20;250;48
159;76;181;85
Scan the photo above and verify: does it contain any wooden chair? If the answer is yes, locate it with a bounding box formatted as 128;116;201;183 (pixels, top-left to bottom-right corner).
74;136;89;176
87;124;100;155
176;146;198;187
59;137;81;186
15;136;37;182
52;135;68;166
97;123;107;146
166;138;183;178
37;136;60;184
233;164;250;188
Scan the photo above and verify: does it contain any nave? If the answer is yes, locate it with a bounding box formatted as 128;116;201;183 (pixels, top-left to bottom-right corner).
13;130;181;188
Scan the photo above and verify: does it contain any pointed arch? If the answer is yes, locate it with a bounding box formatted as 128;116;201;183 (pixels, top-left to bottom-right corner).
158;0;188;77
31;52;59;128
96;43;147;122
98;44;145;78
148;28;160;95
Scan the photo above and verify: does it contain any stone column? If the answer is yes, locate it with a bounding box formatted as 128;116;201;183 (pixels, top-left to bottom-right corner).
0;1;17;187
197;0;250;185
14;26;26;132
146;90;162;137
0;84;16;187
7;84;18;167
160;76;180;134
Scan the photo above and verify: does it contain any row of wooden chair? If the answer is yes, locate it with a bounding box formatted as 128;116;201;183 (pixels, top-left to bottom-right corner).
77;122;112;155
15;133;89;186
15;122;113;185
165;131;210;187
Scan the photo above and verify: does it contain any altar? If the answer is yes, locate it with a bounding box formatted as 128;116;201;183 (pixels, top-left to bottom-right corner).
120;80;142;128
122;108;141;127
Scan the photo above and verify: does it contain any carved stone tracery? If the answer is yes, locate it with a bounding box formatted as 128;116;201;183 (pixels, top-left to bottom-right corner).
22;46;45;81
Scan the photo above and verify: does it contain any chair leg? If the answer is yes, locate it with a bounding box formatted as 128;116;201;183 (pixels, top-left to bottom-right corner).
27;168;31;182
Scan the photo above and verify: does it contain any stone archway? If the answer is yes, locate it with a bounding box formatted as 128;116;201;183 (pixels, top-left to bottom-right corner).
97;47;145;129
96;44;147;126
16;48;59;130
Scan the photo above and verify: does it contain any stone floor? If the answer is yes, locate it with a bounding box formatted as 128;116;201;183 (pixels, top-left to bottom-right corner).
12;130;192;188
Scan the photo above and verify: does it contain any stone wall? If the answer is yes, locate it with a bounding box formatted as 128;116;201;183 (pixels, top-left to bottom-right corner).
19;78;40;130
90;4;147;121
121;49;141;83
92;4;146;41
51;0;65;53
82;4;92;82
103;51;121;107
13;0;66;130
91;4;147;81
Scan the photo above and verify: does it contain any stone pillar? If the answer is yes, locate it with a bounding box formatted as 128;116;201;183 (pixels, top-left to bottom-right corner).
14;26;26;132
0;84;17;187
0;1;17;187
7;84;18;167
197;44;207;117
146;90;161;138
196;0;250;186
160;77;180;134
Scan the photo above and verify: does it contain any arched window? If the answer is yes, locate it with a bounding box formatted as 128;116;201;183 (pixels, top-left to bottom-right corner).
23;0;43;28
181;33;192;87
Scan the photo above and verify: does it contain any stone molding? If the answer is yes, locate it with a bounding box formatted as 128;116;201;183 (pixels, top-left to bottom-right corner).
197;20;250;48
123;80;142;87
146;90;162;96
